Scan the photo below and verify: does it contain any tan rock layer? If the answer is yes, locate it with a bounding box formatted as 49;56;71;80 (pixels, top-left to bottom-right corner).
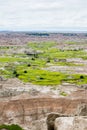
0;97;87;125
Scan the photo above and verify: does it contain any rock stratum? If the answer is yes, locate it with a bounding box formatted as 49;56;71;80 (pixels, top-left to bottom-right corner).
0;91;87;130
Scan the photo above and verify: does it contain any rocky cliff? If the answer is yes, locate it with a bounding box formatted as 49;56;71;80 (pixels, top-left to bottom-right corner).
0;79;87;130
0;93;87;130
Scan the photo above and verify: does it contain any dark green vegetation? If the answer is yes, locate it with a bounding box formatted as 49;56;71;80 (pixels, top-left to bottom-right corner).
25;32;49;36
0;41;87;86
0;124;23;130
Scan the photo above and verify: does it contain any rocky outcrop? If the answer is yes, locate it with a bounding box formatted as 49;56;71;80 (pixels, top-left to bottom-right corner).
47;106;87;130
0;79;87;130
55;116;87;130
0;95;87;130
47;113;67;130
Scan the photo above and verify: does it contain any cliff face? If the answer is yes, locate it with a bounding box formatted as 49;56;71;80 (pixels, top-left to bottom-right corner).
1;98;87;122
0;93;87;130
0;79;87;130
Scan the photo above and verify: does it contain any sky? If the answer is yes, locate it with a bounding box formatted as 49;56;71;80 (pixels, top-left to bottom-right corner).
0;0;87;31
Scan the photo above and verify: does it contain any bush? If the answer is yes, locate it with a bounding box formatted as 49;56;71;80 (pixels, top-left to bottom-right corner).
31;58;35;60
15;73;19;77
24;70;27;73
80;75;84;79
0;124;24;130
27;64;31;67
13;70;17;75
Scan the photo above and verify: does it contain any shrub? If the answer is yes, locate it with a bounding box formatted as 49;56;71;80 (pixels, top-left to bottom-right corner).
15;73;19;77
31;58;35;60
24;70;27;73
13;70;17;75
80;75;84;79
27;64;31;67
0;124;24;130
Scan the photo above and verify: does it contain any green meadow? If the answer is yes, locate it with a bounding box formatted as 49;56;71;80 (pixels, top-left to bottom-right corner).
0;41;87;86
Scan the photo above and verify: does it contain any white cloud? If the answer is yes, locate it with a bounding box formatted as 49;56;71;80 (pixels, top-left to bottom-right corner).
0;0;87;31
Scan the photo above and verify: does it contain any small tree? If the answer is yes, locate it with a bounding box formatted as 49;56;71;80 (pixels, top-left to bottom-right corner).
24;70;27;73
80;75;84;79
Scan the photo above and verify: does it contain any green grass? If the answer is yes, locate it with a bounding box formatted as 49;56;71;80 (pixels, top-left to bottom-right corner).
1;42;87;86
27;41;56;50
17;68;68;85
13;65;87;86
0;124;23;130
1;63;87;86
0;56;29;63
44;49;86;59
60;91;67;96
65;41;77;44
52;61;83;66
65;74;87;85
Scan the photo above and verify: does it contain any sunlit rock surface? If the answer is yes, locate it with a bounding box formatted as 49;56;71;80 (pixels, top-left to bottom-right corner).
55;116;87;130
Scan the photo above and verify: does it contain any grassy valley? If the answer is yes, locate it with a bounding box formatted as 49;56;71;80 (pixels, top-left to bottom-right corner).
1;37;87;86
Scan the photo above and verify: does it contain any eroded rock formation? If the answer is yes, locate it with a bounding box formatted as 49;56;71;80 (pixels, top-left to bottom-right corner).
0;79;87;130
55;116;87;130
0;95;87;130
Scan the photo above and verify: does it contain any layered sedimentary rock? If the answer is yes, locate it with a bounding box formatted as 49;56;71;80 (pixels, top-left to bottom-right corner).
0;93;87;130
0;79;87;130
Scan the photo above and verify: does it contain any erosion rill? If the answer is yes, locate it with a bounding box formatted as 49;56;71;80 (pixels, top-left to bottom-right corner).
0;90;87;130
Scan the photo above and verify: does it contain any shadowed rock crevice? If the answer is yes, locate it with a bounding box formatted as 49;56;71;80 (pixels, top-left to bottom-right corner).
46;107;87;130
47;113;66;130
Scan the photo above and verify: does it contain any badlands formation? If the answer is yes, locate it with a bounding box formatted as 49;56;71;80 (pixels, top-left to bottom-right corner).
0;78;87;130
0;33;87;130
